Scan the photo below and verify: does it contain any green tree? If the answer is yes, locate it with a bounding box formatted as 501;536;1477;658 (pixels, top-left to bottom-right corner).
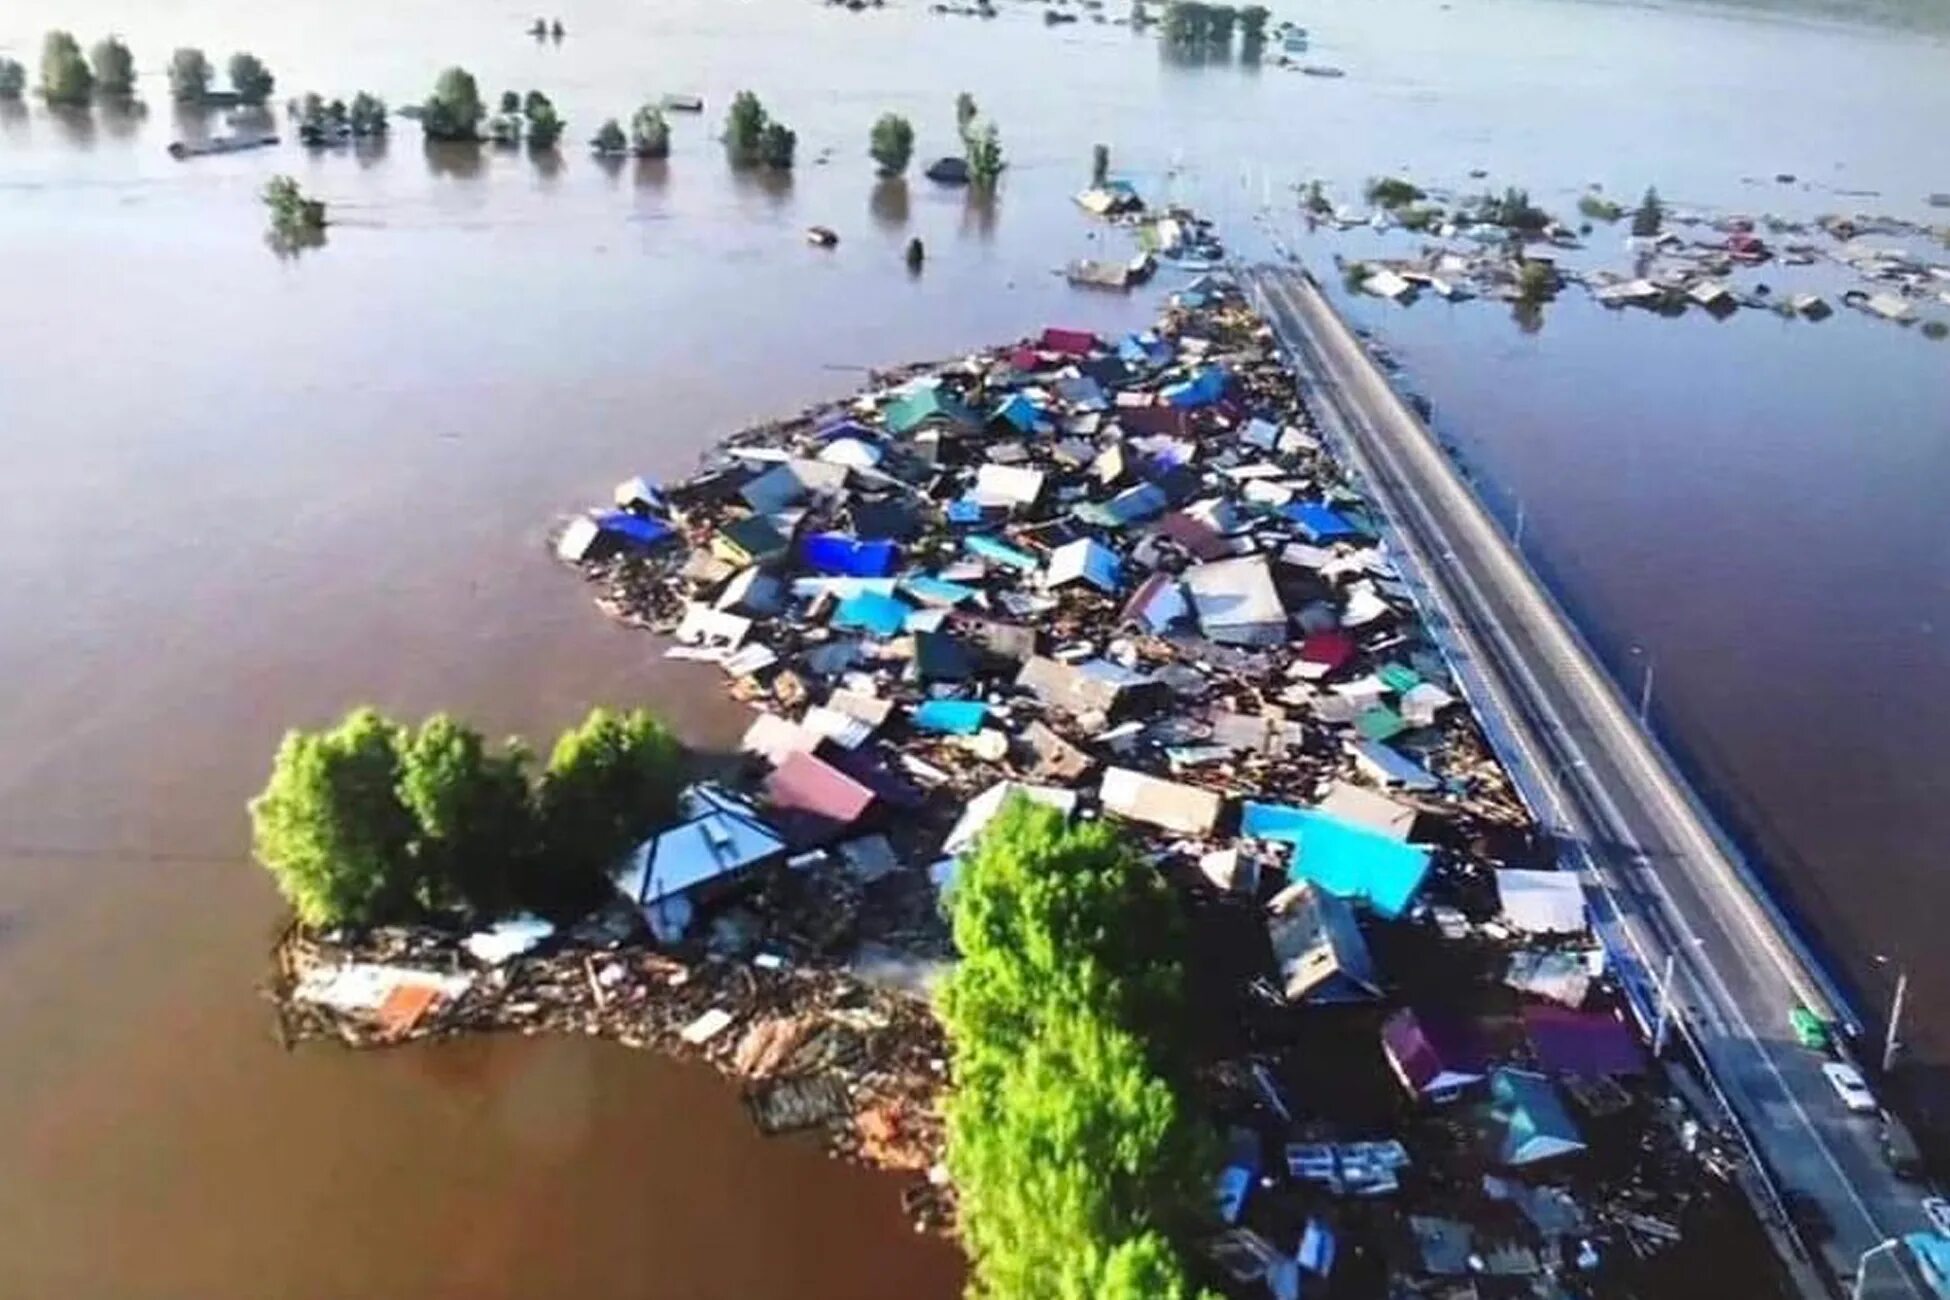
0;58;25;100
525;91;564;148
348;91;387;136
1632;185;1662;237
1515;256;1558;303
1238;3;1270;42
421;66;485;141
398;716;536;917
940;799;1211;1300
228;51;275;104
905;235;925;269
869;111;914;175
40;32;94;106
250;709;415;928
965;120;1004;189
499;89;520;116
1366;175;1424;208
592;116;627;154
630;104;670;157
758;120;795;168
1480;185;1549;232
1578;192;1624;222
297;91;325;127
1206;3;1237;44
535;708;683;911
1091;142;1110;187
954;90;978;139
723;89;769;164
263;174;326;232
89;35;135;98
167;48;211;103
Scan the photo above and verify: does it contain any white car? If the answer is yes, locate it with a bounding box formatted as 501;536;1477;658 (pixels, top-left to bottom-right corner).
1821;1062;1878;1115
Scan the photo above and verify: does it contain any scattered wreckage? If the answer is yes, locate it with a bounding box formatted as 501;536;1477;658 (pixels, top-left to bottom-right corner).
528;279;1759;1292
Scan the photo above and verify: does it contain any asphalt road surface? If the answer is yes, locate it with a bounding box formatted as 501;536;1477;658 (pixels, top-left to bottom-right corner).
1245;264;1930;1298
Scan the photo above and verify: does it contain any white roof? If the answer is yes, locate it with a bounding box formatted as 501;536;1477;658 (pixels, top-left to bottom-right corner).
1495;869;1587;935
1183;556;1287;644
1315;781;1417;840
615;784;785;908
944;781;1078;855
1045;538;1120;593
973;463;1047;507
1100;767;1223;835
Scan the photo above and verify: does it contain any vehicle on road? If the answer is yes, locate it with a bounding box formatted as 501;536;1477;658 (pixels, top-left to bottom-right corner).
1791;1003;1831;1051
1822;1062;1878;1115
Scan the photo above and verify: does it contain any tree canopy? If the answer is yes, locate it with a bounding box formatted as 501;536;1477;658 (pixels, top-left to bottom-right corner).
965;121;1004;189
630;104;671;158
0;58;25;100
228;51;275;104
870;112;914;176
1632;186;1663;237
89;36;135;98
1092;142;1110;187
167;48;211;103
940;798;1213;1300
421;66;485;141
524;91;564;148
955;91;979;138
592;117;627;155
348;92;387;137
40;32;94;106
250;705;684;928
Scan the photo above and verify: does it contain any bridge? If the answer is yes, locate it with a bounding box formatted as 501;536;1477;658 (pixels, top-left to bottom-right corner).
1243;264;1931;1298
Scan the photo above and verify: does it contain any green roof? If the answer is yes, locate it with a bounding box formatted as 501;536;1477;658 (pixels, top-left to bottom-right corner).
1355;706;1407;742
885;386;974;436
1378;662;1422;694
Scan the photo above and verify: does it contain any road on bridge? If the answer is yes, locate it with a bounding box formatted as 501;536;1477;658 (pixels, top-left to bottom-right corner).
1245;264;1930;1298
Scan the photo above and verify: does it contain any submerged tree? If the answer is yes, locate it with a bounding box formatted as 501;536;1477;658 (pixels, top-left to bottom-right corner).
1238;3;1270;42
966;120;1004;189
228;51;275;105
630;104;671;158
870;111;914;176
397;715;536;918
955;90;978;139
906;235;925;270
421;66;485;141
758;120;796;169
263;174;326;233
524;91;564;149
89;35;135;98
167;48;212;103
40;32;94;106
0;58;25;100
348;91;388;137
723;89;768;164
1632;186;1663;237
1091;142;1110;187
592;117;627;155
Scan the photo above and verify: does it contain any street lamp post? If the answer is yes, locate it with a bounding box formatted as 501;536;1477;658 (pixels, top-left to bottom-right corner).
1853;1237;1902;1300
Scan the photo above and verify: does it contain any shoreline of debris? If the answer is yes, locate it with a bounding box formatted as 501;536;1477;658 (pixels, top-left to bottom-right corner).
267;912;957;1230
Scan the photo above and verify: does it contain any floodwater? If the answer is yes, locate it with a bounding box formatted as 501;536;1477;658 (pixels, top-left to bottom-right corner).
0;0;1945;1293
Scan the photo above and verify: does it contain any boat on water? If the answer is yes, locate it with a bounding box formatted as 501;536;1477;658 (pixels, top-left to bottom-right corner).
1301;64;1346;78
661;93;705;113
168;133;279;159
806;226;840;248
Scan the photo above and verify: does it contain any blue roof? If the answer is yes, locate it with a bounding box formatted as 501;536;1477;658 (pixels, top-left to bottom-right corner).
912;699;990;735
964;534;1041;573
593;510;676;549
1905;1234;1950;1296
1356;741;1440;791
1488;1068;1585;1166
1055;376;1109;411
903;574;978;607
801;533;901;578
1073;482;1169;529
1118;333;1172;368
1163;364;1229;408
1288;501;1361;542
815;418;878;442
992;393;1043;433
1241;803;1432;919
832;590;910;638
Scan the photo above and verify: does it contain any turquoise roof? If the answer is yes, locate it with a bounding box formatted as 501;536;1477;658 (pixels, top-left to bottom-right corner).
1488;1068;1584;1166
1241;804;1431;919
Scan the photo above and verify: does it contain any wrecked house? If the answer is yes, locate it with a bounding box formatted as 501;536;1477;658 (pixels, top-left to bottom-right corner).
1266;880;1383;1004
614;783;789;941
1485;1067;1587;1167
1382;1007;1495;1103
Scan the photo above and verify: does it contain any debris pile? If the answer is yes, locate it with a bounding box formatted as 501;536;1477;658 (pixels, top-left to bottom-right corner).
533;277;1752;1291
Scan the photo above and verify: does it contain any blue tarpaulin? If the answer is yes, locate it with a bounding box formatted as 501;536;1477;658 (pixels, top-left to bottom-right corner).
1241;803;1432;919
832;591;910;637
815;418;878;442
965;534;1041;573
802;533;901;577
593;510;676;549
1118;333;1172;368
903;575;978;607
992;393;1043;432
912;699;989;735
1164;365;1229;408
1288;501;1361;541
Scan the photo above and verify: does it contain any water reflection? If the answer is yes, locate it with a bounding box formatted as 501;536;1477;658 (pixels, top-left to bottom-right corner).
169;102;217;143
633;156;670;189
0;100;26;134
1159;39;1234;69
47;104;96;149
352;133;389;170
265;223;328;260
1510;299;1545;334
731;164;794;204
425;138;485;179
961;186;998;240
594;153;626;184
530;145;566;183
869;176;909;230
98;99;146;141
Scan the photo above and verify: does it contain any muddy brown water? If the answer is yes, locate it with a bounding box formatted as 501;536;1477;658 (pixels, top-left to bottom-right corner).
1;0;1947;1293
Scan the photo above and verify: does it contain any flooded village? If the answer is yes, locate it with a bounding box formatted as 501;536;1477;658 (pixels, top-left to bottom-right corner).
3;0;1950;1297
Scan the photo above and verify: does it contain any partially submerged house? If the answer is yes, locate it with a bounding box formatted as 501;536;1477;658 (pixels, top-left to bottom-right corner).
1266;880;1383;1004
1381;1007;1495;1103
613;783;788;941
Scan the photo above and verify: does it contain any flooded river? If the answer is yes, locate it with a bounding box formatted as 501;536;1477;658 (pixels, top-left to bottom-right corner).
0;0;1945;1293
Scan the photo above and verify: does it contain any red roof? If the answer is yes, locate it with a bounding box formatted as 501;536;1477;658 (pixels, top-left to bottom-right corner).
766;750;876;844
1157;510;1231;561
1298;630;1356;671
1007;345;1041;373
1039;327;1099;357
